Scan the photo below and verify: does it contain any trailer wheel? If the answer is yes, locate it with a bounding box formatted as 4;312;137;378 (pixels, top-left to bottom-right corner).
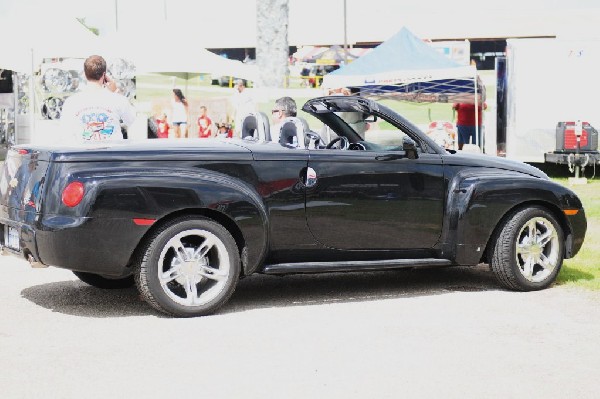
135;217;240;317
490;206;564;291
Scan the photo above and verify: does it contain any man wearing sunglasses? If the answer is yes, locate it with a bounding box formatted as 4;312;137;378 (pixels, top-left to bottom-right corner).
270;96;297;142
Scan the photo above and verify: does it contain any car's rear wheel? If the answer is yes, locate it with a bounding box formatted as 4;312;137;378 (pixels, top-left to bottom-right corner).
490;206;564;291
73;271;135;289
135;217;240;317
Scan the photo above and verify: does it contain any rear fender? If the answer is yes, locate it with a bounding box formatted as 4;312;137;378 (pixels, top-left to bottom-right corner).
42;165;269;274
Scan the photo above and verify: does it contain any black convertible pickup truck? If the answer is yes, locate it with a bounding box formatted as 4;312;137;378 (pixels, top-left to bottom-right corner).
0;96;587;317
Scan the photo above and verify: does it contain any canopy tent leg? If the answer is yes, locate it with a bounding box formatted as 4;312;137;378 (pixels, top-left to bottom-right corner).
28;48;35;145
474;72;479;151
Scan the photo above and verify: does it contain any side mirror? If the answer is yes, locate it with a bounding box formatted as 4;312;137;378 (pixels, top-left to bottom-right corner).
403;136;419;159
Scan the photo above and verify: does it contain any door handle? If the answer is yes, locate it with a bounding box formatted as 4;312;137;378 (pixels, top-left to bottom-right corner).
301;167;318;187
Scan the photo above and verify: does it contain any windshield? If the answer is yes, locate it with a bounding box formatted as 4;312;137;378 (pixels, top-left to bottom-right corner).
302;96;445;154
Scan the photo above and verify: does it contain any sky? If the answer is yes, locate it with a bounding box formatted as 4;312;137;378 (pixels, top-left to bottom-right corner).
3;0;600;47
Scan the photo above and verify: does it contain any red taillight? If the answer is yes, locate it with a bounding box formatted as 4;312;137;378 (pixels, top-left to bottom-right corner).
133;218;156;226
62;181;85;207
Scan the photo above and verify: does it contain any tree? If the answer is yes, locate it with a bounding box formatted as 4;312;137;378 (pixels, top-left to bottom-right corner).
256;0;289;88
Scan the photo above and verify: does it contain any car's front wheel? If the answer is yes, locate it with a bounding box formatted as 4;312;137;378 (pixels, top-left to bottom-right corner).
490;206;564;291
135;217;240;317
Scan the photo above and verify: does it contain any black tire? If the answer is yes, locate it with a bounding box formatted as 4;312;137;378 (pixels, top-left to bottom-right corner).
135;217;240;317
73;271;135;289
490;206;564;291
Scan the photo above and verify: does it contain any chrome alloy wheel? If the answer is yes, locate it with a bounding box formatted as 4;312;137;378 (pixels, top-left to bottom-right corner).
157;229;231;306
515;217;560;283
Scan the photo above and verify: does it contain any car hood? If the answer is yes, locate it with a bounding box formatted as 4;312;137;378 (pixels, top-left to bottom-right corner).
442;152;549;179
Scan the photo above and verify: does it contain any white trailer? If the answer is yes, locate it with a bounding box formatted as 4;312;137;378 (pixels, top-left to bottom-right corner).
496;38;600;165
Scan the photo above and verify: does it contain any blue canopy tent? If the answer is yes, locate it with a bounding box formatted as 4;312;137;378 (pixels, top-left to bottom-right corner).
322;27;486;150
322;27;484;104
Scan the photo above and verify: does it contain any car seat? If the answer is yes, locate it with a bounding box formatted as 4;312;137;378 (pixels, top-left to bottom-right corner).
241;112;271;141
278;116;324;149
279;117;311;148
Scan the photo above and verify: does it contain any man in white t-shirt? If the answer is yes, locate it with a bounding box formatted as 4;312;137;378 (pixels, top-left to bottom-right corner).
230;79;256;137
61;55;136;143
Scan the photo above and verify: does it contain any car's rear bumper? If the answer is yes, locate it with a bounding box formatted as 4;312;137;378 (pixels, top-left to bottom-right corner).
0;215;150;276
0;220;43;266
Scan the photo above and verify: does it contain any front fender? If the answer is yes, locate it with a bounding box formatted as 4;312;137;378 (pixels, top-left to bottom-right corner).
441;169;584;265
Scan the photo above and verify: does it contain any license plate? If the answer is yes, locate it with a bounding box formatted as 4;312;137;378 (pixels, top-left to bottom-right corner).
5;226;20;250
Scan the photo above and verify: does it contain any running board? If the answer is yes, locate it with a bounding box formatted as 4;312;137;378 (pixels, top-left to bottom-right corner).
262;258;452;275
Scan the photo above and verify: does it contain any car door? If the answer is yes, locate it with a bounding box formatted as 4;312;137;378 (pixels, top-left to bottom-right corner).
305;148;444;250
248;143;316;252
300;94;450;254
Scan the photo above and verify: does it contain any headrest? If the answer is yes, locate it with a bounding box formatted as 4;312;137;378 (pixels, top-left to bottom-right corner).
278;117;310;148
241;112;271;141
279;120;299;148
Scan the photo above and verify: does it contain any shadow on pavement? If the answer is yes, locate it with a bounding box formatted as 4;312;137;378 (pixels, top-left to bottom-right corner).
20;280;158;318
20;265;502;318
225;264;501;314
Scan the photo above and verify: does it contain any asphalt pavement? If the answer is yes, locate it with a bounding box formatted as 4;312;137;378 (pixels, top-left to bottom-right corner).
1;256;599;398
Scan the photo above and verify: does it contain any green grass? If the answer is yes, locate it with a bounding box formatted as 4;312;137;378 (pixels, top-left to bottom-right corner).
553;178;600;289
135;73;460;128
533;163;600;289
136;69;499;128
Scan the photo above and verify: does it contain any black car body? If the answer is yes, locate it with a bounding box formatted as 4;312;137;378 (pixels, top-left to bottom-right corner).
0;96;587;317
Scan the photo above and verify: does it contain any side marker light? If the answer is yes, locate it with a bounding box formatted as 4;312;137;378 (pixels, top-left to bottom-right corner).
133;218;156;226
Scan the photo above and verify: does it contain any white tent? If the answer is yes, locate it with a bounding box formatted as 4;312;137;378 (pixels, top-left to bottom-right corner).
102;27;257;81
0;11;103;144
0;14;102;73
0;14;256;81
